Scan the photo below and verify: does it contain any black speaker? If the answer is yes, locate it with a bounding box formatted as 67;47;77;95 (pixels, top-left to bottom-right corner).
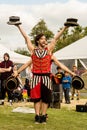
76;105;87;112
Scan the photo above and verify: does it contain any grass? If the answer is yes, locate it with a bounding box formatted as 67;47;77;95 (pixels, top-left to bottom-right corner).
0;103;87;130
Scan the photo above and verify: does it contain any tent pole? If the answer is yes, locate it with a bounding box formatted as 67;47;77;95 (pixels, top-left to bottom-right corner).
75;59;78;67
79;59;87;69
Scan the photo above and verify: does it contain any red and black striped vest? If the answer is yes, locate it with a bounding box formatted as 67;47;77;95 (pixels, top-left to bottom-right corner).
32;48;51;73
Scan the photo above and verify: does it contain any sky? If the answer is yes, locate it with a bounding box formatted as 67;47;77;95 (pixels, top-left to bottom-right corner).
0;0;87;51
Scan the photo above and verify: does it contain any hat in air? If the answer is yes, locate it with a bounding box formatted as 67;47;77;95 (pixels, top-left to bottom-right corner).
7;16;22;25
72;76;84;90
64;18;79;26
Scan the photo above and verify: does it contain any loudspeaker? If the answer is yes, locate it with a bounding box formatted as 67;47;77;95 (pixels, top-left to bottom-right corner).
76;105;87;112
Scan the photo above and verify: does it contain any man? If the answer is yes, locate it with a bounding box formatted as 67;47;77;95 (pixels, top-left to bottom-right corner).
11;20;69;123
10;16;77;123
18;22;73;122
0;66;12;103
0;53;13;103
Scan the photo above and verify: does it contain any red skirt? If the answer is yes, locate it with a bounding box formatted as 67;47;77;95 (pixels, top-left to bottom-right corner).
30;82;41;99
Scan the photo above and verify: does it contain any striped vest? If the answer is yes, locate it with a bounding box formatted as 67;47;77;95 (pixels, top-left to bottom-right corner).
32;48;51;73
31;48;52;90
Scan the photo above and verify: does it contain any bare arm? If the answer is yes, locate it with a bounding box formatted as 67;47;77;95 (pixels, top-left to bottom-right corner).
48;26;68;52
16;25;34;53
52;55;76;76
13;59;32;77
18;59;32;74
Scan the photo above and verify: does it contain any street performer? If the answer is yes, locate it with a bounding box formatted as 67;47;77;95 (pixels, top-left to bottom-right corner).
10;16;76;124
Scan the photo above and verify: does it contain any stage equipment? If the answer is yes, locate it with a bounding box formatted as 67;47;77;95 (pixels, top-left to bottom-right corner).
76;103;87;112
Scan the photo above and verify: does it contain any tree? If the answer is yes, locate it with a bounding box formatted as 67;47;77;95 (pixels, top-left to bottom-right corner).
14;48;30;56
82;26;87;36
54;26;83;52
30;19;54;42
71;26;83;40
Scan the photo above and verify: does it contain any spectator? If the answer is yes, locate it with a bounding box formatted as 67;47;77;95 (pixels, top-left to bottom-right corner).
0;66;12;104
55;67;64;102
0;53;13;103
23;78;30;99
13;64;23;89
62;71;72;104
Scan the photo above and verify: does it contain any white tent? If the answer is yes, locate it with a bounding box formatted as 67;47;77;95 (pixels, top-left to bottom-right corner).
54;36;87;69
0;44;30;64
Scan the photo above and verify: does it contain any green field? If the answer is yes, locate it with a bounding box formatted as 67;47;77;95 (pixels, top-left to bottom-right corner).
0;103;87;130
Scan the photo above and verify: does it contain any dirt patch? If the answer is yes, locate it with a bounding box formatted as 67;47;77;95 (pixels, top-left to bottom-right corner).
3;98;87;111
61;98;87;110
4;99;34;108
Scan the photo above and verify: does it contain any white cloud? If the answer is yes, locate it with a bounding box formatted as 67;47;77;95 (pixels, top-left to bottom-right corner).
0;0;87;50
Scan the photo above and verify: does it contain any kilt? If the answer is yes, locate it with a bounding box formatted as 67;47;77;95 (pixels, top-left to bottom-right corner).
30;73;52;103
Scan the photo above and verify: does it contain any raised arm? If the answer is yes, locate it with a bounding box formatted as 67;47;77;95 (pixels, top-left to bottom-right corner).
16;25;34;53
48;26;68;52
52;55;76;76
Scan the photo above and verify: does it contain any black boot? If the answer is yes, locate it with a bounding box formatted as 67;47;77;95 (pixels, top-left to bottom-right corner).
35;115;40;124
40;115;47;124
